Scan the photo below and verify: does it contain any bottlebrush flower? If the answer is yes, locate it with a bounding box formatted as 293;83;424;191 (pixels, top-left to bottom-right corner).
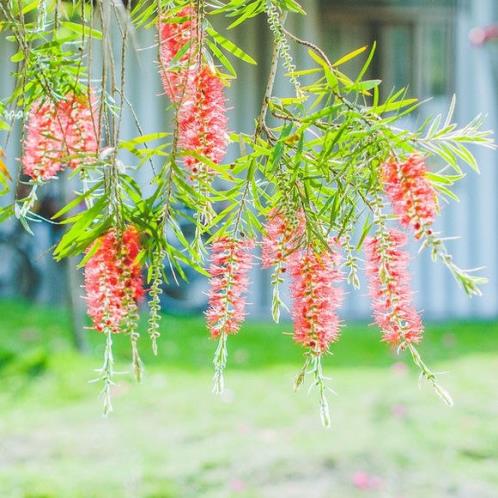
158;8;228;177
22;99;64;181
56;93;99;169
84;226;144;334
158;6;198;102
177;66;228;175
288;241;343;353
365;229;423;347
206;237;254;338
381;154;437;238
262;208;305;268
22;92;99;181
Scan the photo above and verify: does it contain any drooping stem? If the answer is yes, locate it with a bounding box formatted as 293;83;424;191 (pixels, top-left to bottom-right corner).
100;326;114;415
408;343;453;406
212;332;228;395
147;247;165;355
294;353;332;428
255;22;281;137
370;194;453;405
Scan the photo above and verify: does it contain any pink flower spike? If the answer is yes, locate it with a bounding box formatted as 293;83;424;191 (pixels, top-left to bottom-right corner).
158;8;228;179
22;92;99;181
289;240;343;353
158;6;198;103
177;66;229;176
382;154;437;239
262;208;305;268
365;229;423;348
84;226;144;334
206;237;254;338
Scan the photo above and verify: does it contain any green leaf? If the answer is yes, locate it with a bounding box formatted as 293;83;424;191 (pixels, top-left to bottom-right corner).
333;46;367;67
378;98;418;114
426;172;464;185
281;0;306;14
349;79;382;93
207;40;237;77
307;48;329;70
286;67;321;77
121;132;170;146
433;183;459;202
447;143;480;173
132;3;157;28
207;27;257;65
356;217;373;251
10;51;24;63
355;42;376;83
22;0;40;14
169;39;192;66
0;204;14;223
61;22;103;40
226;0;263;29
18;215;34;236
52;183;103;219
77;238;101;268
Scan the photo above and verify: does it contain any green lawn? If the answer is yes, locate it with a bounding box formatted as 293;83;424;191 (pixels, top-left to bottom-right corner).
0;299;497;498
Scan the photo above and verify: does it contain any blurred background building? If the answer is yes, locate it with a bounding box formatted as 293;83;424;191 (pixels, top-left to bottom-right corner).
0;0;497;322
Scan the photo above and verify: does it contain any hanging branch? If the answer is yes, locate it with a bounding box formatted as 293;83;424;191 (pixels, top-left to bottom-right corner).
0;0;494;425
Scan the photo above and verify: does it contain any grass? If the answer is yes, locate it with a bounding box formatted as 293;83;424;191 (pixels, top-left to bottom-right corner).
0;299;497;498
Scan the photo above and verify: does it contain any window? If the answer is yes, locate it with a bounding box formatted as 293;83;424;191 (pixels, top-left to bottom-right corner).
320;0;457;114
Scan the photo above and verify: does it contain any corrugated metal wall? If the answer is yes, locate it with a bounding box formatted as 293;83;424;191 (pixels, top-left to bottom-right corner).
0;0;497;320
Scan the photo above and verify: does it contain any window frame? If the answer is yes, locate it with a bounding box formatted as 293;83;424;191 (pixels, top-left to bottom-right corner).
320;2;458;102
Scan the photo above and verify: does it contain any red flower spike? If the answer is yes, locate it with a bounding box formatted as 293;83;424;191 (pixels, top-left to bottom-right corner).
365;229;423;347
177;66;229;174
22;93;99;181
262;208;306;269
382;154;437;239
84;226;144;334
289;240;343;353
158;8;228;177
158;6;198;103
206;237;254;338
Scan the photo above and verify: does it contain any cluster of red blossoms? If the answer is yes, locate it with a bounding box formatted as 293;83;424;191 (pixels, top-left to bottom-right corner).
22;92;98;181
261;209;342;354
158;7;228;177
258;152;435;354
84;226;144;334
382;154;437;238
261;208;305;269
205;237;254;338
158;6;198;103
365;229;423;347
289;243;343;353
